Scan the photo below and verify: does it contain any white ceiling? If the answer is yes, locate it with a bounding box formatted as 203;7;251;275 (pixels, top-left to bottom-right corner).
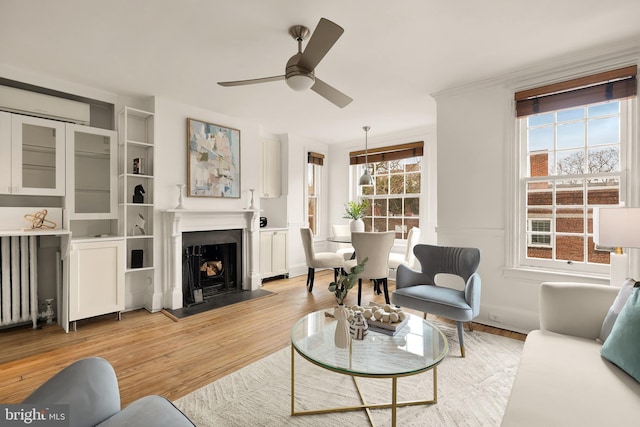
1;0;639;144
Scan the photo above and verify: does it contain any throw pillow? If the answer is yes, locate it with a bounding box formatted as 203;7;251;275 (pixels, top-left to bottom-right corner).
601;287;640;383
599;278;637;343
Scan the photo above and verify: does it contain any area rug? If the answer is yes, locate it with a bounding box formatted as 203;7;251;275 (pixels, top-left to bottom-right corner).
174;321;524;426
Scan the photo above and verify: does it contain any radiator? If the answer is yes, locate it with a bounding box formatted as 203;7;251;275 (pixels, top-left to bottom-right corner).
0;236;38;329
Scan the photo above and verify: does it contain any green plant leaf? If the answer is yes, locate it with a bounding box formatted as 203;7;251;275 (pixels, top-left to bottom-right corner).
328;258;368;300
342;200;369;220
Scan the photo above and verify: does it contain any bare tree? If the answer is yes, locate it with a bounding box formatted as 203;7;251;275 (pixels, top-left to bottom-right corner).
557;148;618;175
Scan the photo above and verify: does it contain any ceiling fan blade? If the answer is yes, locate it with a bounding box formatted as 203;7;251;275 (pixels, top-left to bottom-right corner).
218;75;285;87
311;78;353;108
298;18;344;71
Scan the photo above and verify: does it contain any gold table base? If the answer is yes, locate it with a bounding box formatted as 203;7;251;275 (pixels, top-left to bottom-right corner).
290;345;438;427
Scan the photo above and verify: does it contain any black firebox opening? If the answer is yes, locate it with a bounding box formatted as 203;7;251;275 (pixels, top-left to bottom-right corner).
182;229;242;306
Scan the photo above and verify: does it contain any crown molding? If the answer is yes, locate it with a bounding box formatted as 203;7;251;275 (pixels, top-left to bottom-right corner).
432;37;640;100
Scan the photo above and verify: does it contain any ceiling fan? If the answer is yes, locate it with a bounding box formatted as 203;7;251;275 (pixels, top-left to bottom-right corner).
217;18;353;108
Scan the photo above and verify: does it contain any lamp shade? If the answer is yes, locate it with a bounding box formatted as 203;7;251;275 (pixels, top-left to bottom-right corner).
286;74;314;91
594;207;640;249
359;169;373;186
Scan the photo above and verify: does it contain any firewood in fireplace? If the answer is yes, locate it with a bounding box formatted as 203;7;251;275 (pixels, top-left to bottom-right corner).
200;260;223;277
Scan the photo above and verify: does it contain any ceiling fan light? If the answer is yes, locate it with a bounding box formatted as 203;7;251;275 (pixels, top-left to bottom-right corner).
287;74;315;91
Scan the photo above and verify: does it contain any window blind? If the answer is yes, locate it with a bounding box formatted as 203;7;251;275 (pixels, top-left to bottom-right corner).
307;151;324;166
515;65;637;117
349;141;424;165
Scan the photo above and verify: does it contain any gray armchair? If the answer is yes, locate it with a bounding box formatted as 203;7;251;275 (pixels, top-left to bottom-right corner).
391;244;481;357
23;357;194;427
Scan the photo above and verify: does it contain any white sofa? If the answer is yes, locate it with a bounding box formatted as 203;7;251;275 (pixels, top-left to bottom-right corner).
502;282;640;426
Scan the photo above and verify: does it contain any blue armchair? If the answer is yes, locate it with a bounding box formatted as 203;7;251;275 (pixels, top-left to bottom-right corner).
391;244;481;357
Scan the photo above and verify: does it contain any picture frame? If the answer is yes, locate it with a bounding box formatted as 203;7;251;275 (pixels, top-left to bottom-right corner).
187;118;241;198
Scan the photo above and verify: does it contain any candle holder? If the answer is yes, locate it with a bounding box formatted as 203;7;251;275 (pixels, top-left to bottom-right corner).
249;189;256;209
176;184;186;209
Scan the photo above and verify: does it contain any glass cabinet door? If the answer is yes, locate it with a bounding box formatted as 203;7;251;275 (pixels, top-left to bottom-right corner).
11;114;66;195
66;124;117;218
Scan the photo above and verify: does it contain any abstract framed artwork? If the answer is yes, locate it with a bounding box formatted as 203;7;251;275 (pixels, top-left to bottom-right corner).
187;118;241;198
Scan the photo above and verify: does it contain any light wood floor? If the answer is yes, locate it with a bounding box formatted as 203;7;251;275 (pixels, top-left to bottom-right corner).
0;271;525;406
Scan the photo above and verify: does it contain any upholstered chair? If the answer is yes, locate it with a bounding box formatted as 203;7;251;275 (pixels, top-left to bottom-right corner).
388;227;421;271
392;244;481;357
300;228;345;292
23;357;195;426
331;224;355;260
344;231;395;305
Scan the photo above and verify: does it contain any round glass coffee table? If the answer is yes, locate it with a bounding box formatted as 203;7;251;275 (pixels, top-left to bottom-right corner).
290;310;448;427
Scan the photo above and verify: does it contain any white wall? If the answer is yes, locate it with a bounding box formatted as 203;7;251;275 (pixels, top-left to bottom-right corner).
435;84;543;332
153;96;263;309
433;47;640;333
283;133;331;278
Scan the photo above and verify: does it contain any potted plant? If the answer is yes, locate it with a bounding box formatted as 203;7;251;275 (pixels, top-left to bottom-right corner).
343;199;369;232
328;258;367;305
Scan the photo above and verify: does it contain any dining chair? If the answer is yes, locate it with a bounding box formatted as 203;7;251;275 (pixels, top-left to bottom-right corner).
388;227;421;271
300;228;344;292
391;244;481;357
331;224;355;260
344;231;395;305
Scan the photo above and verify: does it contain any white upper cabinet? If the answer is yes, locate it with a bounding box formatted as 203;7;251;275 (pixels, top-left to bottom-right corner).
0;113;66;195
261;138;281;198
65;124;118;219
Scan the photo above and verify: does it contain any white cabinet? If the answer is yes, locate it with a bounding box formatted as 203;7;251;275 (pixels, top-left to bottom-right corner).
65;124;118;221
0;112;66;195
260;229;288;279
65;124;121;327
118;107;155;310
68;239;125;322
261;138;281;198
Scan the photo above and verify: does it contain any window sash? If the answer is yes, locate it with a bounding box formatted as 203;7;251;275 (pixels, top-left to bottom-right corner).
357;157;421;239
517;100;630;273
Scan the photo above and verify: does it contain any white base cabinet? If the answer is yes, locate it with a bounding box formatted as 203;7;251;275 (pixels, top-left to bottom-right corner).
68;239;125;322
260;229;288;279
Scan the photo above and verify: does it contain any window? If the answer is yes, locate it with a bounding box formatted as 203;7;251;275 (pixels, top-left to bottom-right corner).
350;142;423;239
515;66;636;272
307;152;323;236
528;219;551;247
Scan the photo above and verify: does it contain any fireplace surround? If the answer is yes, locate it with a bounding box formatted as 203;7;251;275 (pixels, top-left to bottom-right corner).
165;209;261;309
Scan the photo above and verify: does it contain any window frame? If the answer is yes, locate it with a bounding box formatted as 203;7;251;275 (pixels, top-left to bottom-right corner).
527;218;552;248
354;156;422;240
515;98;633;275
307;160;321;237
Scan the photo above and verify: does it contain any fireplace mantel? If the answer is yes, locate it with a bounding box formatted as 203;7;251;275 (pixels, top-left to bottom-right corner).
164;209;261;309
